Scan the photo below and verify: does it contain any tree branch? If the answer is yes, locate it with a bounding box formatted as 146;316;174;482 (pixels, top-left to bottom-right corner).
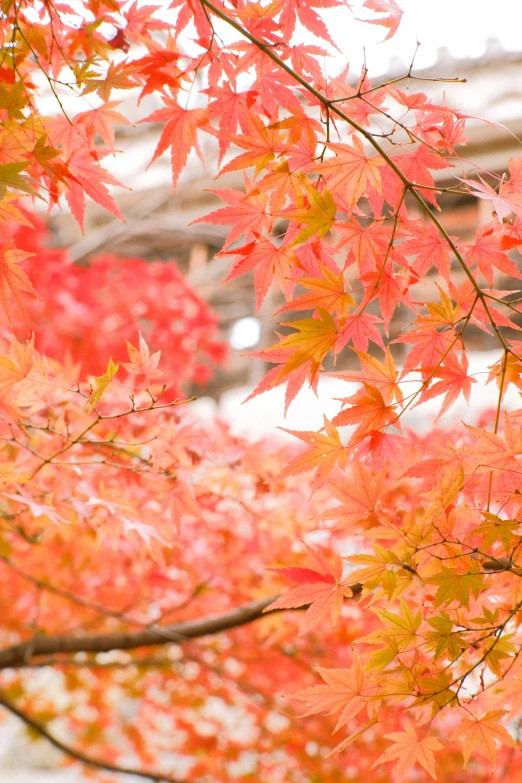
0;692;181;782
0;595;283;669
0;585;366;669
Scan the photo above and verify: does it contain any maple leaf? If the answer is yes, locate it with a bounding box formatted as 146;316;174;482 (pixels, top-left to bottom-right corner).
426;612;469;660
461;224;522;286
390;144;452;205
427;566;486;609
277;264;355;320
276;0;341;46
85;358;119;412
337;312;384;353
363;600;422;652
205;82;258;164
0;161;40;199
362;0;403;41
64;149;125;230
394;325;454;378
327;348;402;404
4;490;69;526
401;220;454;282
321;459;387;530
257;159;308;212
81;61;140;101
488;351;522;397
0;193;35;228
481;633;516;677
414;352;477;420
360;262;416;334
0;243;39;318
356;429;405;468
373;725;442;781
266;545;352;634
75;102;132;152
244;346;317;413
0;335;35;388
332;384;398;440
283;183;337;247
279;415;347;484
474;511;519;554
220;234;298;310
122;1;170;44
458;710;517;768
123;332;162;379
312;138;384;210
217;113;284;178
347;544;413;598
336;218;391;275
140;98;208;191
461;175;522;223
192;181;271;250
292;658;372;729
270;307;339;382
462;424;522;477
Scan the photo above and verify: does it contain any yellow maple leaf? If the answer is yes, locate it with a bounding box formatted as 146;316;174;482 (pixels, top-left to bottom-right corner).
285;181;336;247
271;307;339;382
85;358;119;413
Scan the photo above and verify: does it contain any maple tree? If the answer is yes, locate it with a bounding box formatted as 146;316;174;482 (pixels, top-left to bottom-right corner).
3;0;522;780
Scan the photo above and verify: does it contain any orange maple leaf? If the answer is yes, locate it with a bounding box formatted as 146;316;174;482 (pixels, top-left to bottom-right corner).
192;181;272;250
458;710;517;768
292;658;373;729
327;347;402;405
461;224;522;286
278;263;355;321
0;242;39;318
333;383;398;439
0;334;35;388
123;332;162;379
279;415;347;484
372;724;442;781
64;149;125;230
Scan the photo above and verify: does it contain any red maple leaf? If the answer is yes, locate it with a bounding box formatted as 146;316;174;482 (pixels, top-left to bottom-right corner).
192;180;272;250
414;352;477;420
267;544;352;634
140;98;208;191
461;224;522;286
362;0;403;41
220;234;299;309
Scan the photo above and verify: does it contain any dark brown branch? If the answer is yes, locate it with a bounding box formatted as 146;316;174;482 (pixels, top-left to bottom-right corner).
0;586;366;669
0;692;181;782
0;595;280;669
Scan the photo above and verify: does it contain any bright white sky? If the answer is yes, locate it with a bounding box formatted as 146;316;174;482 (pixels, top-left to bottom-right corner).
331;0;522;75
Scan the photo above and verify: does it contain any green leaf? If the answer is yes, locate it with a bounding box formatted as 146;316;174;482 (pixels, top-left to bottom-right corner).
0;162;41;200
427;567;486;609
